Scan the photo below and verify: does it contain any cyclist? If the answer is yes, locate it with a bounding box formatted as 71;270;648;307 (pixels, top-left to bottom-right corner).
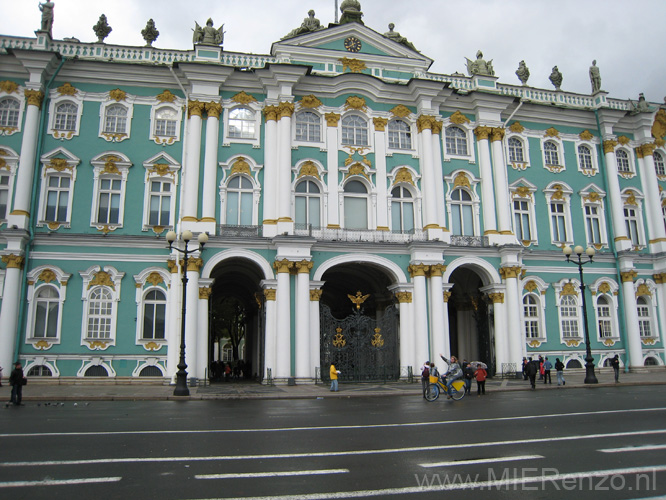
439;353;463;399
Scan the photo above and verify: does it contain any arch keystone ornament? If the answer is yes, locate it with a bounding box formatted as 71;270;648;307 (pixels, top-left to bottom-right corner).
156;90;176;103
297;161;321;180
450;110;470;125
231;91;257;105
299;95;322;109
344;95;367;112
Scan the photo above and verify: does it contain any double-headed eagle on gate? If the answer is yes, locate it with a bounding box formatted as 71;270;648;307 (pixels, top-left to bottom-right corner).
348;290;370;310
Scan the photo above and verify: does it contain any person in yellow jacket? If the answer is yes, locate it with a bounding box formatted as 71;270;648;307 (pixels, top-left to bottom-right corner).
330;363;341;392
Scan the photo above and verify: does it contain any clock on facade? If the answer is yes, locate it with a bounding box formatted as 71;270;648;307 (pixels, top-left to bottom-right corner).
344;36;362;53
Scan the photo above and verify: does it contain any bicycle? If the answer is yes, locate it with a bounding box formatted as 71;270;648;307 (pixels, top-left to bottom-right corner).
424;375;466;401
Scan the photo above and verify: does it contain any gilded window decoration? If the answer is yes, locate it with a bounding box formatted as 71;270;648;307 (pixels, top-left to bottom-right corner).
156;90;177;103
449;110;470;125
339;57;366;74
231;91;257;105
298;95;322;109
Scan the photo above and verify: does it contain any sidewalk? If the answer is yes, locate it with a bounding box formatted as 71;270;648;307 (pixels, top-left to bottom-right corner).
4;368;666;402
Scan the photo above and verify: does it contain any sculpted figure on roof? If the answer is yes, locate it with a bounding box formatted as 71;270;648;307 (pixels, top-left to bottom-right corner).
465;50;494;76
282;10;324;39
515;60;530;85
383;23;418;52
589;60;602;93
549;66;563;91
193;18;224;46
339;0;364;25
38;1;55;36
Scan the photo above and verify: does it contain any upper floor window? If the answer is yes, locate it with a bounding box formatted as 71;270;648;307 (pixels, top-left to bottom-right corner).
596;295;613;338
343;180;369;229
142;289;167;340
637;296;653;337
295;179;322;228
33;285;60;339
90;153;131;230
228;108;255;139
0;173;10;220
147;180;172;227
95;177;122;225
341;115;368;146
549;200;569;243
103;104;128;135
388;119;412;150
513;198;533;242
226;176;253;225
0;97;20;128
544;140;560;166
80;265;123;348
295;111;321;143
390;185;414;232
155;107;178;137
508;137;525;163
44;175;71;223
654;151;665;176
445;126;468;156
54;102;78;131
616;149;631;173
578;145;593;171
584;204;603;246
449;188;474;236
560;294;580;338
624;205;643;246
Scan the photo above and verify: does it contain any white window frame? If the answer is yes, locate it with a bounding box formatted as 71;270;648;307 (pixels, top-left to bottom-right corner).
616;148;634;176
90;152;132;231
622;189;646;248
444;125;470;159
141;153;180;232
48;92;83;140
554;280;584;344
341;178;372;230
654;150;666;179
341;113;370;148
0;94;24;135
389;183;417;233
293;177;324;229
80;265;124;350
150;102;183;145
134;267;171;348
506;135;530;169
521;277;549;344
387;118;413;151
579;186;608;249
448;186;476;236
637;295;654;338
0;146;19;221
219;156;262;225
223;103;262;147
99;98;134;142
594;295;616;341
544;183;573;246
24;265;71;348
522;293;544;340
542;138;564;172
293;110;323;146
510;180;538;246
575;141;598;177
444;171;480;237
36;148;80;228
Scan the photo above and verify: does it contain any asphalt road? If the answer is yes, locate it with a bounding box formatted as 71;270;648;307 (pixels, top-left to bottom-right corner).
1;385;665;499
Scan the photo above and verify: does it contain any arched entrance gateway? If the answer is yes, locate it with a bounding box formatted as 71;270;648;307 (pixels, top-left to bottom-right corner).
207;257;266;382
319;262;400;382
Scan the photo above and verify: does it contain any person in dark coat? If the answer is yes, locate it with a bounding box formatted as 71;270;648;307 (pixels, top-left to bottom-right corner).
611;354;620;383
8;362;26;406
525;357;538;389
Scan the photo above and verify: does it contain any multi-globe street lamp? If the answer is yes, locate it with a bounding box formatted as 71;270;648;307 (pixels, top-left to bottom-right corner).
563;244;599;384
166;229;208;396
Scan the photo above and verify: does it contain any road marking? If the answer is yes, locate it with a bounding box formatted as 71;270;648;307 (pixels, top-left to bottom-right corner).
0;406;664;438
0;477;121;488
599;444;666;453
2;429;665;467
195;469;349;480
186;464;666;499
419;454;543;468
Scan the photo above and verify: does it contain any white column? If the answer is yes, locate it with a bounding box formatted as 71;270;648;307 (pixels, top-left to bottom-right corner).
201;103;221;223
262;107;278;230
502;266;523;365
638;147;666;250
374;118;389;230
295;260;312;380
166;262;181;381
277;103;294;231
474;127;498;234
184;262;201;378
182;101;204;221
326;114;340;227
274;259;292;380
431;127;446;229
655;274;666;365
621;271;644;368
261;283;277;381
603;140;631;251
392;288;413;378
0;256;24;371
489;291;509;372
490;129;512;234
10;91;43;228
441;285;453;359
196;283;212;380
409;264;429;370
309;284;324;380
417;117;438;230
428;264;446;361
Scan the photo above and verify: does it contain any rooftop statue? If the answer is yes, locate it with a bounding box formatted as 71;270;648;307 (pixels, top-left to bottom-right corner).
193;18;224;46
282;10;324;40
629;93;651;115
141;19;159;47
38;1;55;36
339;0;363;25
383;23;418;52
549;66;563;91
93;14;112;43
589;60;602;93
465;50;494;77
515;60;530;85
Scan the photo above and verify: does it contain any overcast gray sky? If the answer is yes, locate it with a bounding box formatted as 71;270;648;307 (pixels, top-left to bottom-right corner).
2;0;665;104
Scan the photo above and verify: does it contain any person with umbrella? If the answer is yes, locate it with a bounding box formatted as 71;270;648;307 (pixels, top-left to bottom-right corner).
470;361;488;395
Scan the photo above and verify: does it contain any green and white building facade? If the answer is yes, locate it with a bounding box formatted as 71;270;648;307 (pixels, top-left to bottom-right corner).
1;4;666;383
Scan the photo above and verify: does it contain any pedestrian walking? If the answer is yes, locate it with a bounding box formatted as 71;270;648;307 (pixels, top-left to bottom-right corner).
525;357;538;389
522;357;528;380
0;365;3;387
421;361;430;399
475;365;487;395
611;354;620;383
555;358;565;386
538;355;544;380
8;362;26;406
329;362;341;392
463;360;474;395
543;357;552;384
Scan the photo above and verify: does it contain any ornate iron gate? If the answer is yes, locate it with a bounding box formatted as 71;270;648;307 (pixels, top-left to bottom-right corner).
320;303;399;382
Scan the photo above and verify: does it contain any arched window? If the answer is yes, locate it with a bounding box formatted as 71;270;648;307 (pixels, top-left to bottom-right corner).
388;120;412;149
142;289;166;340
450;188;474;236
578;144;593;171
616;150;630;173
54;102;78;131
446;126;468;156
654;151;665;176
596;295;612;338
560;295;580;338
226;176;253;225
228;108;255;139
154;107;178;137
644;357;659;366
84;365;109;377
523;294;540;338
0;97;20;128
508;137;524;163
27;365;52;376
343;180;368;229
33;286;60;339
295;179;321;228
139;365;163;376
391;185;414;232
341;115;368;146
103;104;128;134
637;296;653;337
295;111;321;142
86;287;113;340
544;141;560;165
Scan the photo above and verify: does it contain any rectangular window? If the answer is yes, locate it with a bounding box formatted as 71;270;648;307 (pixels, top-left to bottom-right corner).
550;202;568;242
0;174;9;219
597;306;612;338
35;301;58;338
45;176;70;222
97;178;122;224
624;207;640;245
585;205;602;244
638;305;651;337
148;181;171;226
513;200;532;241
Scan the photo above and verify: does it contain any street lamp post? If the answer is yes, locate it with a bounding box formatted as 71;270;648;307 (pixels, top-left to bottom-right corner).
563;244;599;384
166;229;208;396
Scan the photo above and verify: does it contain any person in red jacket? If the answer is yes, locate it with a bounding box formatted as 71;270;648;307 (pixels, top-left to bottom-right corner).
475;365;487;395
